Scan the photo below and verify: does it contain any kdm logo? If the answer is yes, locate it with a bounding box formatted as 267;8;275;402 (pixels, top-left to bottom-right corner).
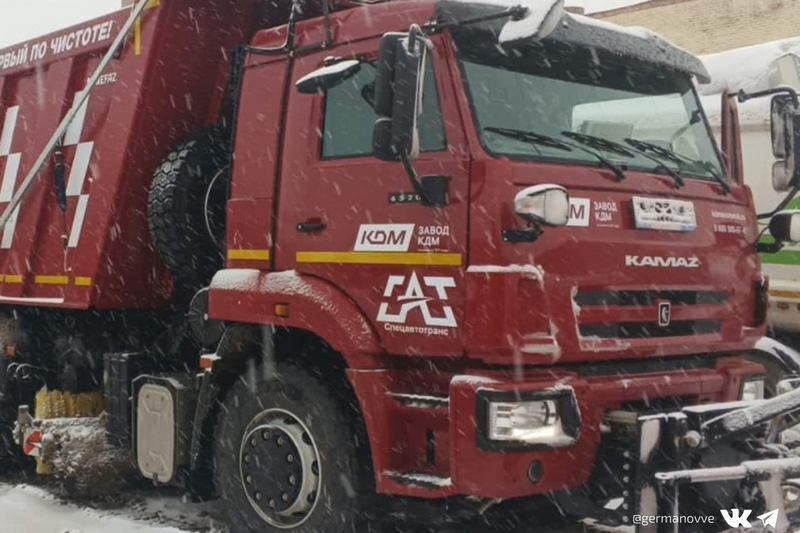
625;255;701;268
377;272;457;328
354;224;414;252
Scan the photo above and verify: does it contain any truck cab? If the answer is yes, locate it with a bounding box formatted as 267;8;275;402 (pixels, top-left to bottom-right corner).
203;0;771;528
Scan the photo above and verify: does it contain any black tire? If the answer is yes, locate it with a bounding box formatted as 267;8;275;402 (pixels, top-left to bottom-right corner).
0;315;28;473
148;127;229;291
214;363;373;533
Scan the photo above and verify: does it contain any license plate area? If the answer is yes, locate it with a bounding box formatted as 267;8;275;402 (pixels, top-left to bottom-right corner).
632;196;697;232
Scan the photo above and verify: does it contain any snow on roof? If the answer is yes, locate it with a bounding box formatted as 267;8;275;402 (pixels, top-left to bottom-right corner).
443;0;564;41
699;36;800;96
500;0;562;41
567;12;654;41
696;37;800;125
551;12;709;82
436;0;709;81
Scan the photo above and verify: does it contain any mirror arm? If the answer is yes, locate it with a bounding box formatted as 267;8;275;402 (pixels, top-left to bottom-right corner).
756;241;785;254
399;151;432;205
503;226;543;244
322;0;333;47
240;0;334;56
423;5;528;32
736;87;799;107
758;186;799;220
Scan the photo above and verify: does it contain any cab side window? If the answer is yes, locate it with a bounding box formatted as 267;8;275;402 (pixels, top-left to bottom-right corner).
321;58;446;158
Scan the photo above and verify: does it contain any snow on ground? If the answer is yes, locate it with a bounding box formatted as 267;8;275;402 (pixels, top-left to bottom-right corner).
0;483;227;533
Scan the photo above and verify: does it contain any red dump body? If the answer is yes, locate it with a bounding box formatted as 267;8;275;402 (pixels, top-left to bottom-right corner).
0;1;257;309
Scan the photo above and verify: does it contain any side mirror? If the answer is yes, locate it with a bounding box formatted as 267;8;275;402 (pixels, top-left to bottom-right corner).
769;210;800;243
295;59;361;94
770;93;800;192
514;185;570;227
372;25;432;162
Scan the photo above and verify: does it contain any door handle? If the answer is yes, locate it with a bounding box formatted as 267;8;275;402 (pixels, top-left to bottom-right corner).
296;219;326;233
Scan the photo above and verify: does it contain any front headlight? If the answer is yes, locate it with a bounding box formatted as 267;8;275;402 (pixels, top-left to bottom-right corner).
479;389;580;450
742;379;766;401
488;400;562;442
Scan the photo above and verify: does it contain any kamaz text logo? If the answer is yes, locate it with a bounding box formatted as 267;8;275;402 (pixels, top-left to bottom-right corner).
377;272;457;329
354;224;414;252
625;255;701;268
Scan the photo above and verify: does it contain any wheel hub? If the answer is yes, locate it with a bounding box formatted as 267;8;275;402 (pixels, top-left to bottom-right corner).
239;410;321;528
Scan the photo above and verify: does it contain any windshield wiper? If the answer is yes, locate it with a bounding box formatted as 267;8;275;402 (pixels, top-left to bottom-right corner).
625;138;730;195
485;126;573;152
485;127;627;181
563;131;685;189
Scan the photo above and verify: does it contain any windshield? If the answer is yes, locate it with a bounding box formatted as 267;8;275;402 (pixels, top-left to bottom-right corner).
454;35;724;181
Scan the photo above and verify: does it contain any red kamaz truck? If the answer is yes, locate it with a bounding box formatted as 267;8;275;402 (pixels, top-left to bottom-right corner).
4;0;800;531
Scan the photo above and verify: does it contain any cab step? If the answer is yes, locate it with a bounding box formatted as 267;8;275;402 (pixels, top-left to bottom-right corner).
389;393;449;408
386;471;452;489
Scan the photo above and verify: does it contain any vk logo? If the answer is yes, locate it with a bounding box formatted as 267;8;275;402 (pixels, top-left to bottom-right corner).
720;509;751;528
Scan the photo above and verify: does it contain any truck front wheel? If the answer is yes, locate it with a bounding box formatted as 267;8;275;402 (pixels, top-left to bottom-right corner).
214;364;372;533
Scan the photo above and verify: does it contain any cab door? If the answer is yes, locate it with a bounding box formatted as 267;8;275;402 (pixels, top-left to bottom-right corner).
274;35;470;357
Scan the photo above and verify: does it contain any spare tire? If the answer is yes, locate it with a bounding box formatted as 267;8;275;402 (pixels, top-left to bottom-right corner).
148;127;230;291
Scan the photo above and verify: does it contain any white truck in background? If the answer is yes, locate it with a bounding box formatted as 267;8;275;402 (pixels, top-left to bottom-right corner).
698;39;800;340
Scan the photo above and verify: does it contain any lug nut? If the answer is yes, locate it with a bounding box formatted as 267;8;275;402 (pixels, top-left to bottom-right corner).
243;454;251;464
262;430;271;441
281;493;289;502
245;475;253;484
250;437;257;447
255;491;262;501
287;454;295;463
277;436;285;446
289;475;297;486
269;498;276;508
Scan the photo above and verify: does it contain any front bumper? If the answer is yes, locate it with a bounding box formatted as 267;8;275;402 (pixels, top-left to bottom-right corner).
450;357;761;499
348;355;763;500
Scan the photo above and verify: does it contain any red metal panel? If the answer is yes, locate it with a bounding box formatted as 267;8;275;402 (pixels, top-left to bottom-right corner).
225;58;288;270
0;1;259;310
208;269;381;364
